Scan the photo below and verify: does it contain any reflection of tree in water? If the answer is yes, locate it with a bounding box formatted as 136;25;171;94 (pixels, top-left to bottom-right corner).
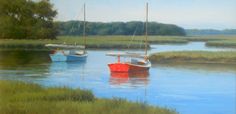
0;50;88;78
109;71;149;87
0;51;51;80
0;51;50;67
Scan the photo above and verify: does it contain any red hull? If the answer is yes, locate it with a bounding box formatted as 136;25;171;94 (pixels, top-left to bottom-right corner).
108;63;149;73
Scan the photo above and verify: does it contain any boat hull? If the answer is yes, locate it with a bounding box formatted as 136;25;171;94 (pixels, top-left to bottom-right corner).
49;52;87;62
67;54;87;62
108;63;150;73
49;52;67;62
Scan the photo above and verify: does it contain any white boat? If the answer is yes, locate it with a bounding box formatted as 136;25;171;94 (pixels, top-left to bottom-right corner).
46;4;88;62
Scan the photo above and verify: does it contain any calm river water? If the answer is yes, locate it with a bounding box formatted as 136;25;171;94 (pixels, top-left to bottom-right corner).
0;42;235;114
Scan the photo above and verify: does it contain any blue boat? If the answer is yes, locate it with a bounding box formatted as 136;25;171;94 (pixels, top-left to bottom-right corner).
49;50;87;62
46;4;88;62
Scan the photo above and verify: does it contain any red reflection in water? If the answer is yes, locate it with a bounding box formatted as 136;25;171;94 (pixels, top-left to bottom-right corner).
109;71;149;86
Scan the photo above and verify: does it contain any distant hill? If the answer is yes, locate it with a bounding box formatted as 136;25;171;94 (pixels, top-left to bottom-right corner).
186;29;236;35
55;21;186;36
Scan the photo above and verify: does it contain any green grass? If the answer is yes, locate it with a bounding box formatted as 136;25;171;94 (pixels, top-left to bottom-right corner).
0;80;176;114
128;36;188;44
184;35;236;41
0;35;235;50
152;63;236;73
0;36;145;50
0;35;189;50
149;51;236;64
184;35;236;48
206;39;236;48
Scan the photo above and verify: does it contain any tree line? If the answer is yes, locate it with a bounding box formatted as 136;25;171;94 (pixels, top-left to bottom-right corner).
0;0;186;40
186;29;236;35
56;21;186;36
0;0;57;39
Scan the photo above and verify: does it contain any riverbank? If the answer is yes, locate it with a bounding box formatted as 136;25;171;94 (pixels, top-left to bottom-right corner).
0;35;235;50
0;36;186;50
0;36;188;50
184;35;236;48
0;36;146;50
149;51;236;64
206;39;236;48
0;80;176;114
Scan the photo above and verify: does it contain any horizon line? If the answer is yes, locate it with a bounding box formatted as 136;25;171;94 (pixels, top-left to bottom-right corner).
55;20;236;30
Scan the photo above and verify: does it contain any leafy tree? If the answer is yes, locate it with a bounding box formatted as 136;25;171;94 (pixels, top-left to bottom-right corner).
0;0;57;39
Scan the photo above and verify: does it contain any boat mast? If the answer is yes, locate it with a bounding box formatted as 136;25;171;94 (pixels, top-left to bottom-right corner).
145;2;148;56
83;3;86;49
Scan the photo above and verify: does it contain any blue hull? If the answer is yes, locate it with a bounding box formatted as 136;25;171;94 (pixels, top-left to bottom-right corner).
67;54;87;62
49;52;87;62
49;53;67;62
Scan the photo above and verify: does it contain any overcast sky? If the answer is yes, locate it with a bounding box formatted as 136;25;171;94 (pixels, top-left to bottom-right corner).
50;0;236;29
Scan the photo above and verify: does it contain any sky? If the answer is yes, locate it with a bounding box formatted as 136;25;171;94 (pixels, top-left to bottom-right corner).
50;0;236;29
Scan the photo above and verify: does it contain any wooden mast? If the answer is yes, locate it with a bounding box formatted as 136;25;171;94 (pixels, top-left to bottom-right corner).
145;2;148;56
83;3;86;50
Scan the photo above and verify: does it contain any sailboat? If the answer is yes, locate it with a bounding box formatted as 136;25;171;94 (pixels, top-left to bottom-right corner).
106;3;151;72
46;4;88;62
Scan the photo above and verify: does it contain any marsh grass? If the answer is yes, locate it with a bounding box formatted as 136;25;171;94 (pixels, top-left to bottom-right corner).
149;51;236;64
184;35;236;41
152;63;236;73
0;36;147;50
0;36;188;50
0;35;235;50
206;39;236;48
0;80;176;114
184;35;236;48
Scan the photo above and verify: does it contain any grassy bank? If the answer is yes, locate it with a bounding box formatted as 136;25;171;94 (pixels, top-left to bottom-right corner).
0;35;235;50
184;35;236;48
149;51;236;64
206;39;236;48
184;35;236;41
0;80;176;114
0;36;188;50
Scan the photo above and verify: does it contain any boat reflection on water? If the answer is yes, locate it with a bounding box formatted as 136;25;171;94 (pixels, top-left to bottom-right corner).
49;60;87;74
109;71;149;87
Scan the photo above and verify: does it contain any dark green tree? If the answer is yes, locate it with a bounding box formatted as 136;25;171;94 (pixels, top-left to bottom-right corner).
56;21;186;36
0;0;57;39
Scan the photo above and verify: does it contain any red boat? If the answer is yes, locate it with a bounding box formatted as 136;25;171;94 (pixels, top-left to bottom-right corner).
107;3;151;73
107;52;151;72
